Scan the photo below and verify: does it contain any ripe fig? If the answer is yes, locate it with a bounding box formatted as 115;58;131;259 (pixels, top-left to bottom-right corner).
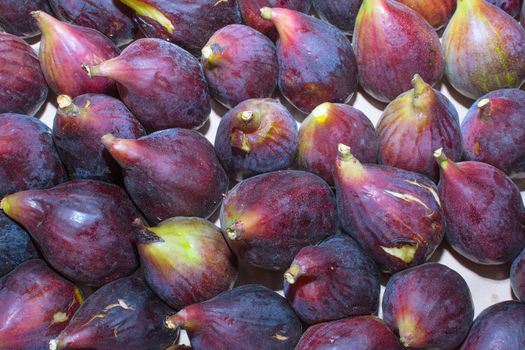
261;7;358;113
85;38;211;132
0;0;53;38
102;129;228;223
53;94;146;183
166;285;303;350
50;277;178;350
435;149;525;264
511;247;525;301
1;180;141;286
487;0;521;17
201;24;278;108
396;0;456;29
221;170;336;270
383;263;474;349
214;98;298;180
0;212;39;277
312;0;362;33
335;145;444;273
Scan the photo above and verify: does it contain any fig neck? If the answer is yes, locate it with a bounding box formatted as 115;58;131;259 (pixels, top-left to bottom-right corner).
336;144;367;183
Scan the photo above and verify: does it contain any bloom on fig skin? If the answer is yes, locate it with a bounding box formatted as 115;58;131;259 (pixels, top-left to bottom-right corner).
396;0;456;29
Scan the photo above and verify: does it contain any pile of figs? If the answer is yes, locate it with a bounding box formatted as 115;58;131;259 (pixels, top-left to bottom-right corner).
1;0;525;349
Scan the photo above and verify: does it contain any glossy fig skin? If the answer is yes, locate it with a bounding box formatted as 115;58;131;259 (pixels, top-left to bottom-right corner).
396;0;456;29
353;0;444;103
50;277;178;350
383;263;474;349
0;212;39;277
487;0;521;17
215;98;298;180
312;0;362;33
221;170;337;270
511;247;525;302
461;89;525;175
0;0;53;38
166;285;303;350
0;259;83;350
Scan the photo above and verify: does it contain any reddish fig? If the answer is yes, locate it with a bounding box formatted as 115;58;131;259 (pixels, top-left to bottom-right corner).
511;247;525;301
396;0;456;29
0;0;53;38
0;212;39;277
487;0;521;17
312;0;362;33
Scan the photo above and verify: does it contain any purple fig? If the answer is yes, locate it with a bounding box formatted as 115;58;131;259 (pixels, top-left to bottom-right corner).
166;285;303;350
0;0;53;38
511;247;525;301
0;33;48;116
522;1;525;26
0;212;39;277
261;7;358;113
335;145;444;273
487;0;521;17
283;234;380;324
297;102;378;185
353;0;444;102
201;24;279;108
396;0;456;29
53;94;146;183
85;38;211;132
312;0;362;33
214;98;298;180
377;74;463;181
461;89;525;175
1;180;141;286
50;277;178;350
102;129;228;224
435;149;525;264
0;259;83;350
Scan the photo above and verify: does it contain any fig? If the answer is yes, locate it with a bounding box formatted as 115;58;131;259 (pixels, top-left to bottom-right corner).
135;217;237;310
53;94;146;183
102;129;228;224
396;0;456;29
50;277;178;350
0;33;48;116
221;170;337;270
461;89;525;175
0;0;53;38
522;2;525;26
84;38;211;132
261;7;358;113
166;284;303;350
443;0;525;99
201;24;278;108
435;149;525;264
0;113;67;197
283;234;380;324
383;263;474;349
335;145;444;273
487;0;521;17
511;247;525;301
312;0;362;33
297;102;378;185
1;180;141;287
0;259;83;350
214;98;298;180
353;0;444;102
0;212;39;277
377;74;463;181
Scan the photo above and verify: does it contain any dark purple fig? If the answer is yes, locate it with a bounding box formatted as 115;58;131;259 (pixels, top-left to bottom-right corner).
511;247;525;301
487;0;521;17
1;180;141;287
0;0;53;38
396;0;456;29
377;74;463;181
0;33;48;116
201;24;278;108
85;38;211;132
312;0;362;34
0;259;83;350
0;113;67;197
214;98;298;180
522;1;525;27
220;170;336;270
50;277;178;350
102;129;228;224
0;212;39;277
335;145;444;273
383;263;474;349
261;7;358;113
166;284;303;350
297;102;378;185
461;89;525;175
53;94;146;183
283;234;380;324
435;149;525;264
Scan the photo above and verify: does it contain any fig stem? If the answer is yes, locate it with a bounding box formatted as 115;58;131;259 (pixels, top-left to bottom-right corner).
132;218;163;244
433;148;449;169
284;264;302;284
260;7;273;20
165;310;186;330
226;227;241;240
201;44;223;66
100;133;117;147
411;74;428;96
81;64;96;79
337;143;353;161
477;99;492;119
49;339;63;350
57;95;81;116
0;198;9;214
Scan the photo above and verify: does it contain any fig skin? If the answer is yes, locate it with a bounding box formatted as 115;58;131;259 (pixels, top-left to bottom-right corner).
435;149;525;264
522;1;525;27
383;263;474;349
53;94;146;183
461;89;525;175
262;7;358;113
166;284;303;350
0;259;83;350
283;234;380;325
487;0;521;17
85;38;211;132
221;170;337;270
297;102;378;185
396;0;456;29
0;0;53;38
511;247;525;302
215;98;299;180
50;277;178;350
0;180;141;287
312;0;362;34
102;129;229;224
0;34;48;116
0;212;39;277
201;24;279;109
